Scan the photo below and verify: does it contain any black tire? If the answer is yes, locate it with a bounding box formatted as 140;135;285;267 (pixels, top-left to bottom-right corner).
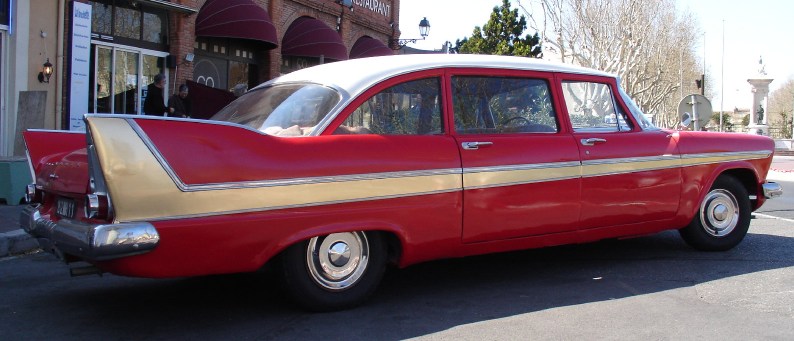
279;231;386;311
679;176;751;251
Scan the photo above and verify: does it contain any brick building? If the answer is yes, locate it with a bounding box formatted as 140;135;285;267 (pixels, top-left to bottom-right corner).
0;0;402;157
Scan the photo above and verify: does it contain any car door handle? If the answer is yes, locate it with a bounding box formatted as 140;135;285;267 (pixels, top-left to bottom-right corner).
580;138;607;146
461;141;494;150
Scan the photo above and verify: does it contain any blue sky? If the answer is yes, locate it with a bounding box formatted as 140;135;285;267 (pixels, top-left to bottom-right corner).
399;0;794;110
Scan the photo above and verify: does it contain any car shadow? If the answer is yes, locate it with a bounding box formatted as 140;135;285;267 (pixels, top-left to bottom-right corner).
11;229;794;339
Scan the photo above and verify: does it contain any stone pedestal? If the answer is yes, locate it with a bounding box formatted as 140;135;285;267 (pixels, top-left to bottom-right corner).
747;124;769;136
747;78;773;136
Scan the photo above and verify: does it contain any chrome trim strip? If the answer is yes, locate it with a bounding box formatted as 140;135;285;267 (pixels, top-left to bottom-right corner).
463;161;581;174
582;154;680;166
183;168;464;192
126;119;188;189
24;128;86;134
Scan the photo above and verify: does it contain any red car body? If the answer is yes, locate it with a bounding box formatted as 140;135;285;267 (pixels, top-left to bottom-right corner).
21;54;781;310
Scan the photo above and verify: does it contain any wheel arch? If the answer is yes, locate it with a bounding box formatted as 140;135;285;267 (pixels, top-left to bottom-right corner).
260;221;406;269
712;164;762;210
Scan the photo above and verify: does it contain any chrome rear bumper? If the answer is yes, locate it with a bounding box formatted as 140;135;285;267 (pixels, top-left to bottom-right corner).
762;181;783;199
20;205;159;261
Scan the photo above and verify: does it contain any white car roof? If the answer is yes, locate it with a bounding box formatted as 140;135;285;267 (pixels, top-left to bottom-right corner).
264;54;615;96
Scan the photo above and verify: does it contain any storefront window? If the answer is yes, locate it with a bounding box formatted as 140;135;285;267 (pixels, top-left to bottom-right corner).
91;2;112;35
142;12;164;43
194;38;260;92
89;1;167;51
0;0;9;26
114;6;141;40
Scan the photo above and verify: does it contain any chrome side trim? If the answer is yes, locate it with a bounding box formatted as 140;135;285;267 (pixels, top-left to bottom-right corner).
464;161;581;174
127;119;188;188
21;205;159;261
184;168;464;192
582;154;680;166
762;181;783;199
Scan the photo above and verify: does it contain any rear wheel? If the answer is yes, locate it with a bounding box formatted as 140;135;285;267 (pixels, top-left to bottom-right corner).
679;176;751;251
280;231;386;311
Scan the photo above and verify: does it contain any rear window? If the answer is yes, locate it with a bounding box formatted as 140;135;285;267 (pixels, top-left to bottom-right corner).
211;83;341;136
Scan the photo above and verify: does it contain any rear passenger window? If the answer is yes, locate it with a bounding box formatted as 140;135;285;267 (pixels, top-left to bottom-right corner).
336;78;443;135
561;81;633;132
452;76;558;134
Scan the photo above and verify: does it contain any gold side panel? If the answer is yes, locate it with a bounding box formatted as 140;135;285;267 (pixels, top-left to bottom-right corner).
681;152;770;167
582;158;682;177
463;165;581;189
87;117;461;222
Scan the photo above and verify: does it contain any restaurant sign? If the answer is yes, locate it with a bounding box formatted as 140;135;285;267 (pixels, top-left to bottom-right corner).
353;0;390;17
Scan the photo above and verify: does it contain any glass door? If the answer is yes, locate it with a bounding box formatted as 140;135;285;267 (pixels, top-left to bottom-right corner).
141;54;163;114
114;50;140;115
91;46;113;113
89;44;167;115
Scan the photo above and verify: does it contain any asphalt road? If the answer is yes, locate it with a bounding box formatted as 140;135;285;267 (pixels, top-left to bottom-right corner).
2;204;793;339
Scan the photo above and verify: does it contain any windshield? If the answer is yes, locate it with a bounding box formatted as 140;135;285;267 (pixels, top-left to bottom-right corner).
617;85;658;130
210;83;341;136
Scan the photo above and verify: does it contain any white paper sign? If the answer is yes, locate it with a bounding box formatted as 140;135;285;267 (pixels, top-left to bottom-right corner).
68;2;91;131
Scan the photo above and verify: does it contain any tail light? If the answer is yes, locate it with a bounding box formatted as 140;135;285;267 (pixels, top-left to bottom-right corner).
25;184;42;204
85;193;110;220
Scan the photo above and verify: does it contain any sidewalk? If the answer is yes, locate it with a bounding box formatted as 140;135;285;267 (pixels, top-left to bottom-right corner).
0;204;34;257
2;156;793;257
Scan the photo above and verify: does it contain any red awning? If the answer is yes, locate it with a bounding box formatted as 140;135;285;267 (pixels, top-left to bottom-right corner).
281;17;348;61
350;36;393;59
195;0;278;48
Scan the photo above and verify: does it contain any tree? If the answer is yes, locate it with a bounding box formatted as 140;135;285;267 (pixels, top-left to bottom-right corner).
520;0;703;128
768;77;794;138
711;112;733;131
453;0;542;57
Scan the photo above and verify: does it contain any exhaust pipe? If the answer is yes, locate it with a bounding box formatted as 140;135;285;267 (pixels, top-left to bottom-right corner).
69;265;104;277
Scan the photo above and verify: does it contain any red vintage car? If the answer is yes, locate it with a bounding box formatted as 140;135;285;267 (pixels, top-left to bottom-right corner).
21;54;782;311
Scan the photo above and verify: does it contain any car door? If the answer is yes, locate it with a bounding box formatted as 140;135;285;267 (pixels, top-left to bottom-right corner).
557;75;682;229
450;70;582;243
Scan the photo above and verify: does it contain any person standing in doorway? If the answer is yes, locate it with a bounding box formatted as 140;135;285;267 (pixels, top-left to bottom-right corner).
168;84;192;118
143;73;171;116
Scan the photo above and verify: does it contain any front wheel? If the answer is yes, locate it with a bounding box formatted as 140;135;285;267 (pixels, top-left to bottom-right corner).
679;176;751;251
279;231;386;311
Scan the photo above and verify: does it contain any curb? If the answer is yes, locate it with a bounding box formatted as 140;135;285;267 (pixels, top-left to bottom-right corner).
0;230;39;257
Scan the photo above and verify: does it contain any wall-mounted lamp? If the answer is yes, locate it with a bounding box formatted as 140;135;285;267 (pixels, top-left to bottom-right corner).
185;53;195;62
37;58;53;83
390;17;431;50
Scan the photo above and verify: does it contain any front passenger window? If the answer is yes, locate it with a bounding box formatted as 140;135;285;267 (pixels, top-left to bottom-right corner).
561;81;633;132
336;78;443;135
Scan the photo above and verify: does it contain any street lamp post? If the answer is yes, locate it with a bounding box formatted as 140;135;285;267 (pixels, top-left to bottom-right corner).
390;17;430;50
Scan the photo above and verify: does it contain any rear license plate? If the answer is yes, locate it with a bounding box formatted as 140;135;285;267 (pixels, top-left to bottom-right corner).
56;197;76;219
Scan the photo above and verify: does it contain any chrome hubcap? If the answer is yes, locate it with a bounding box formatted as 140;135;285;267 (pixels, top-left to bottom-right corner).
328;242;351;267
700;189;739;237
306;232;369;291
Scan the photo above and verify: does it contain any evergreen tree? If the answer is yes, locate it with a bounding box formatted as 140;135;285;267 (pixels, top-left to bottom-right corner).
452;0;542;57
